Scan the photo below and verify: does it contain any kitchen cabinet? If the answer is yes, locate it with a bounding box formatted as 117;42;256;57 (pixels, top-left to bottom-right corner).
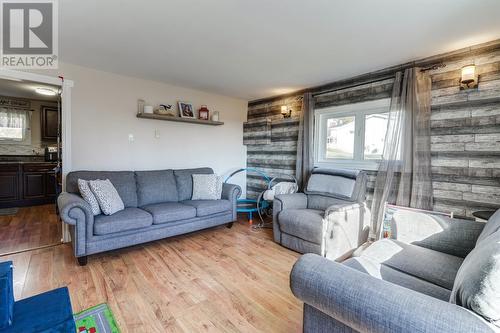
41;105;59;141
0;162;58;208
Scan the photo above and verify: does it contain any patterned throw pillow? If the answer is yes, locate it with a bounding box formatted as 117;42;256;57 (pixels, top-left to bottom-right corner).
191;174;222;200
77;179;102;215
89;179;125;215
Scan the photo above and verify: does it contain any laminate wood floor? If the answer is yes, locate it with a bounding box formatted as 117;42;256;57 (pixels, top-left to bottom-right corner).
1;216;303;332
0;204;62;255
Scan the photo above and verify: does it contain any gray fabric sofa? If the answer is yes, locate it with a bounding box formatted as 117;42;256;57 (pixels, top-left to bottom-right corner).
273;168;369;260
291;208;500;333
58;168;241;265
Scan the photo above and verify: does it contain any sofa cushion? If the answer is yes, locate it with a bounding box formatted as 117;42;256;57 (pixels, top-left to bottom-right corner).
358;239;463;290
77;179;101;215
10;287;75;333
450;230;500;327
66;171;138;207
307;195;349;211
182;199;232;217
344;257;451;301
89;179;125;215
94;208;153;235
477;208;500;244
142;202;196;224
278;209;324;244
174;168;213;201
191;174;222;200
135;170;178;206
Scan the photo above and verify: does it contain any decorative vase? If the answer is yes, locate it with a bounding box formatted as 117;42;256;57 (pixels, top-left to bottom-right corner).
199;105;209;120
211;111;220;121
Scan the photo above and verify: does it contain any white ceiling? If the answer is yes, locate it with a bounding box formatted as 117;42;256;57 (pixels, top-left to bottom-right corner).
0;79;59;101
59;0;500;100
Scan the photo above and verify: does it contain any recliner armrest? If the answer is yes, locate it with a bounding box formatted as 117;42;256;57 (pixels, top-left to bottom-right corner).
291;254;495;333
323;202;370;260
272;193;308;243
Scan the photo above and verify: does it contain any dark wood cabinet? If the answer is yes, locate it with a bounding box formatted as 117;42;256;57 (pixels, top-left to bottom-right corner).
0;171;19;201
0;162;57;208
23;173;46;198
45;171;57;196
41;106;59;141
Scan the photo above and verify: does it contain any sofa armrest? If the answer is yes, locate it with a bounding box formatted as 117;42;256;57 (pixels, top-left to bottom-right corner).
390;210;485;258
291;254;495;333
57;192;94;257
273;193;308;243
322;202;370;260
222;183;241;220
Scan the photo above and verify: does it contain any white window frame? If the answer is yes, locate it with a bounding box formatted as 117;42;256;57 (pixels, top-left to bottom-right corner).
314;98;391;171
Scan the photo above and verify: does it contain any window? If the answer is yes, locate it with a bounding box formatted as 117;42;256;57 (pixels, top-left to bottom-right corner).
315;99;391;170
0;108;31;143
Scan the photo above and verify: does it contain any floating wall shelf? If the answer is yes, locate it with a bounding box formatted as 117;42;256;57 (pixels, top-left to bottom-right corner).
137;113;224;126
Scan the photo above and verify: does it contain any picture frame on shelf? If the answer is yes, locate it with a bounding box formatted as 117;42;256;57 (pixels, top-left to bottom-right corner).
178;101;194;118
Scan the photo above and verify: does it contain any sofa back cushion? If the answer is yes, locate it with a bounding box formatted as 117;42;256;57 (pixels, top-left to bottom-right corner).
174;168;214;201
66;171;138;208
476;209;500;245
135;170;178;206
450;230;500;327
305;168;366;202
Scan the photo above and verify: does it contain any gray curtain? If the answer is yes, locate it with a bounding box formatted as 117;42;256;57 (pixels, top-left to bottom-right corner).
370;68;433;239
296;92;315;189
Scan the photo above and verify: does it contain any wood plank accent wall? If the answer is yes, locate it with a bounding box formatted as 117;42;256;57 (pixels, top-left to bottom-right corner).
245;40;500;218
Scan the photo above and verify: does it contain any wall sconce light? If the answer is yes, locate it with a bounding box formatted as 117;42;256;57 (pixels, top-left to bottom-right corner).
281;105;292;118
460;64;478;90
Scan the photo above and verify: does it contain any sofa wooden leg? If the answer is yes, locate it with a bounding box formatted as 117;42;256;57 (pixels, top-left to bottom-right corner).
77;256;88;266
226;222;234;229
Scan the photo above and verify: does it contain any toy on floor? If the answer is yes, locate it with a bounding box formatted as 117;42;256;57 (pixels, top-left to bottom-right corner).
74;303;120;333
224;168;298;228
225;168;271;224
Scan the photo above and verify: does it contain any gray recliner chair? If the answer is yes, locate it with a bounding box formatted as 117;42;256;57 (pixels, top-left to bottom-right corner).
273;168;370;260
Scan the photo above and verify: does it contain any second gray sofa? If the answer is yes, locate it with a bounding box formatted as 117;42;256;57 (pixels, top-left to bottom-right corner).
58;167;241;265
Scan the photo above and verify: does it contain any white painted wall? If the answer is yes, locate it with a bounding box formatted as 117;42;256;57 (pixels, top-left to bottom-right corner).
47;63;248;194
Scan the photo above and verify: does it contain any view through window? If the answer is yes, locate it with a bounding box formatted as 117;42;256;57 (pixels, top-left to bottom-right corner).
315;99;391;169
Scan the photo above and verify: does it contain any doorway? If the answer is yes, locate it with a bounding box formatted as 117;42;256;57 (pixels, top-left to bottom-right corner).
0;70;72;255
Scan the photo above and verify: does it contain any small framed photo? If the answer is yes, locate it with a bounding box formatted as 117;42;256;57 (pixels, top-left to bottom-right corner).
178;102;194;118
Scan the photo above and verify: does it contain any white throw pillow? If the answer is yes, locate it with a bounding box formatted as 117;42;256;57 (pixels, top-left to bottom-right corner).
78;179;102;215
191;174;222;200
89;179;125;215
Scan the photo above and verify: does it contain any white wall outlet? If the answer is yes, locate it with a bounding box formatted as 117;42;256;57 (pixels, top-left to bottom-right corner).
128;134;134;142
154;129;160;139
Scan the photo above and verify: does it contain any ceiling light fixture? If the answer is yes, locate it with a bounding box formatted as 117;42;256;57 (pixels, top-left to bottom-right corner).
35;87;57;96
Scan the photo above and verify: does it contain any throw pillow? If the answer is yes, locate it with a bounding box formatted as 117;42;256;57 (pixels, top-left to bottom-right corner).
77;179;102;215
89;179;125;215
191;174;222;200
450;230;500;327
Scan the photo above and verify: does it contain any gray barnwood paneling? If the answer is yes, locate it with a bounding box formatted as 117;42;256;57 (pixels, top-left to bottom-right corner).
245;40;500;217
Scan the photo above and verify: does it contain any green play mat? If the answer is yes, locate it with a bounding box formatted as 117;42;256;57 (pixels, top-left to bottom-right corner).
74;303;120;333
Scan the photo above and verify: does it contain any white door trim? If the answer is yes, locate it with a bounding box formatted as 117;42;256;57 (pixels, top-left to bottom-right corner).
0;69;74;242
